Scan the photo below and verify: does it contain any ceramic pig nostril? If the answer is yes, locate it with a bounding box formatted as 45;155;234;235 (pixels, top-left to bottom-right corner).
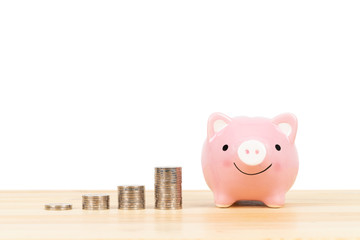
245;149;250;154
255;150;259;154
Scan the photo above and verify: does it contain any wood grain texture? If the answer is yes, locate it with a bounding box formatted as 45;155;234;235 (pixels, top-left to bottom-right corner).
0;190;360;240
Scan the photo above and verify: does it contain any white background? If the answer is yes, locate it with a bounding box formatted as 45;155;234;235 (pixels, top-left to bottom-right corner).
0;0;359;190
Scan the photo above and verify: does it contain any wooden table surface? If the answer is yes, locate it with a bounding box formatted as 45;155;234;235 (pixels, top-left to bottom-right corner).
0;190;359;240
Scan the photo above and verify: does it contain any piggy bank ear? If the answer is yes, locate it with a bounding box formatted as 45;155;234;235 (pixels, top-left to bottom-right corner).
207;112;232;139
272;113;298;143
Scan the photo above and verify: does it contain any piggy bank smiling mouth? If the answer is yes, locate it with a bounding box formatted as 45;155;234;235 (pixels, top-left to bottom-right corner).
233;162;273;176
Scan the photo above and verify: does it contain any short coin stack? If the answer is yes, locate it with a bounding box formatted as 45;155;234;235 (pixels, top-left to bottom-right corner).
82;194;110;210
118;185;145;210
154;167;182;210
45;203;72;211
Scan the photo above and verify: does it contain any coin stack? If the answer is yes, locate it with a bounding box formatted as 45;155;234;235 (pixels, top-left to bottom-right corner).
82;194;110;210
45;203;72;211
118;185;145;210
154;167;182;210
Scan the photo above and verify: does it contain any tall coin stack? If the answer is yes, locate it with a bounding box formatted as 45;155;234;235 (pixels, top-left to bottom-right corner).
82;194;110;210
154;167;182;210
118;185;145;210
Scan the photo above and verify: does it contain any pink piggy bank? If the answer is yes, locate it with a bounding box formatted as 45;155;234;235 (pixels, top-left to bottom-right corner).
202;113;299;208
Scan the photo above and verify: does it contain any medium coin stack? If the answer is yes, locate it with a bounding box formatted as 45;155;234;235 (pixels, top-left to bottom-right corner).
118;185;145;210
82;194;110;210
154;167;182;210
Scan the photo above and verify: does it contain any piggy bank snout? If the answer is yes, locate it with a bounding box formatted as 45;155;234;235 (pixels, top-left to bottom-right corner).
237;140;267;166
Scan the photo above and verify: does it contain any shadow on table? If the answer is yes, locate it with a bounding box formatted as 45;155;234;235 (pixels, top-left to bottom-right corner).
232;200;267;207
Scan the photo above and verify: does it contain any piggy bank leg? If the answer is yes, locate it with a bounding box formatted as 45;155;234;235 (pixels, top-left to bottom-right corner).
214;193;235;208
263;193;286;208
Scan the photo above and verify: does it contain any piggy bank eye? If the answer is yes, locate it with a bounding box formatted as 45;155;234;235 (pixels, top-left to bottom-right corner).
222;144;228;151
275;144;281;151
